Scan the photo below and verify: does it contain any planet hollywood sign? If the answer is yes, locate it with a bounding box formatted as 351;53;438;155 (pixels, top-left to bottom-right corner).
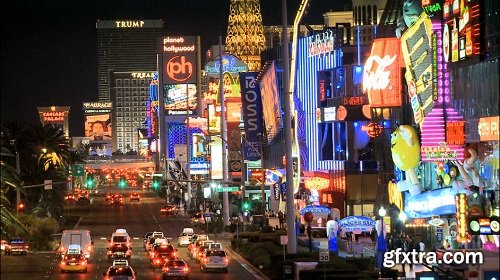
308;30;335;57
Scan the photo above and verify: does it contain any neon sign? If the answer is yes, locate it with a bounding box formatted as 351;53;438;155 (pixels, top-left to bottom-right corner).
115;21;145;28
446;121;465;145
442;0;480;63
363;38;402;107
304;177;330;191
42;111;65;122
362;122;383;137
478;116;499;142
401;14;434;126
308;30;335;57
421;142;462;161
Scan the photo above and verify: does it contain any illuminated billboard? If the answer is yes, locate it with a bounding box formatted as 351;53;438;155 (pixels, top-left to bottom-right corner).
401;13;434;126
83;102;112;114
363;38;403;107
442;0;480;64
207;103;220;134
163;84;197;115
204;54;247;104
259;61;282;144
85;114;112;141
161;36;197;84
210;137;223;180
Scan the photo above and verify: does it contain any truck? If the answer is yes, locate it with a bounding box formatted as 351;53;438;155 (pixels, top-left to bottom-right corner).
58;229;93;260
5;238;28;255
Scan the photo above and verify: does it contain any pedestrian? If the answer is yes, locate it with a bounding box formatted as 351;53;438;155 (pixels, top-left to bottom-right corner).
278;210;284;228
419;239;425;252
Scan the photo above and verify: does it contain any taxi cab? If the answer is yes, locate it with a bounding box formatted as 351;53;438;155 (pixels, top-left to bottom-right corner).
60;244;87;273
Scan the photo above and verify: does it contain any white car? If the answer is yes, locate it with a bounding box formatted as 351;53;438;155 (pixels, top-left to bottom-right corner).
178;233;193;247
201;249;228;273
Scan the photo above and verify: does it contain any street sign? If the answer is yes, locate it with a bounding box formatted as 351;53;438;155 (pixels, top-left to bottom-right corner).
44;180;53;190
319;249;329;262
73;164;85;177
280;235;288;245
215;186;239;192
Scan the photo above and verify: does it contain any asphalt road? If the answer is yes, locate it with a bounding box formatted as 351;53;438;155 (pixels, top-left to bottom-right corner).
1;187;261;280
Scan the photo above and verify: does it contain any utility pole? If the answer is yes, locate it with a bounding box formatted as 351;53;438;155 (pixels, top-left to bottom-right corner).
186;83;192;210
11;140;21;214
260;133;266;214
283;0;297;254
158;53;169;179
219;36;230;226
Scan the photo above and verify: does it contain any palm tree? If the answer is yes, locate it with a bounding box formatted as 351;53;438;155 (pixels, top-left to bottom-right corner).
0;145;28;237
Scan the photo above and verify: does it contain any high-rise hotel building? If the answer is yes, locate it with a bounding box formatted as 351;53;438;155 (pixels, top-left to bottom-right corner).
96;20;163;152
110;71;155;153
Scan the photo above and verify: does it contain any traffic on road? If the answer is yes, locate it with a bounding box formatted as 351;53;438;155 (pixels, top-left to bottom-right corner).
1;188;260;280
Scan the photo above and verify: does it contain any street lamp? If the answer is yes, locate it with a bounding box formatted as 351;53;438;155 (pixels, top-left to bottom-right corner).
399;212;407;223
10;140;21;214
377;206;387;270
378;206;386;218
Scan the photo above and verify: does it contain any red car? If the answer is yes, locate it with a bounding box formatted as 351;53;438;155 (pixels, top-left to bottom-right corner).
149;243;177;271
130;192;140;202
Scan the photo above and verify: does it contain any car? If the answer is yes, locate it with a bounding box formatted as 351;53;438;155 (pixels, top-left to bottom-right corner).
190;212;203;226
5;238;28;255
103;264;137;280
200;249;229;273
65;194;76;202
107;243;131;259
196;241;215;263
160;204;177;215
162;259;190;279
105;193;114;202
1;240;8;251
76;194;91;204
188;239;211;260
58;229;93;260
178;233;193;247
113;194;124;206
129;192;140;202
60;244;87;273
208;242;222;251
182;228;194;235
149;243;177;271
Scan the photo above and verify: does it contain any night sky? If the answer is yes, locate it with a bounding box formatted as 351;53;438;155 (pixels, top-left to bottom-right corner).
1;0;349;136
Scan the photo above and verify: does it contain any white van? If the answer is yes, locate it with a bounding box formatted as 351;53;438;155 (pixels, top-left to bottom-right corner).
59;229;93;260
110;229;131;247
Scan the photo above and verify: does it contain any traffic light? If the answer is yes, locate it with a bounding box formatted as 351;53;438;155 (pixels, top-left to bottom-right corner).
17;202;25;213
242;201;250;211
152;179;160;190
119;177;127;188
86;174;94;188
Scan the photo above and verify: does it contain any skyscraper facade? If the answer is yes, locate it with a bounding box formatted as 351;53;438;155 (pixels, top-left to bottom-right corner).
110;71;156;153
96;20;164;101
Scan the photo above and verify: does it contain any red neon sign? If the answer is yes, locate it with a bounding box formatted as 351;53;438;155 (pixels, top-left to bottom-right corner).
363;38;403;107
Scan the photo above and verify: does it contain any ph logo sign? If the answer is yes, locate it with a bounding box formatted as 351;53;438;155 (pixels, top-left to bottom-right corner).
166;55;193;83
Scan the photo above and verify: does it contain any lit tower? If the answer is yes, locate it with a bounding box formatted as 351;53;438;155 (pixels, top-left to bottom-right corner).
225;0;266;71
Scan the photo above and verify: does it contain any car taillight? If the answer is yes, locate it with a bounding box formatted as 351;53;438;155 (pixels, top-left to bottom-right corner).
155;259;161;264
108;250;112;254
163;267;169;272
202;257;207;263
127;250;131;254
80;261;86;265
183;267;189;272
173;252;177;257
61;261;66;265
87;245;92;251
225;257;229;263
